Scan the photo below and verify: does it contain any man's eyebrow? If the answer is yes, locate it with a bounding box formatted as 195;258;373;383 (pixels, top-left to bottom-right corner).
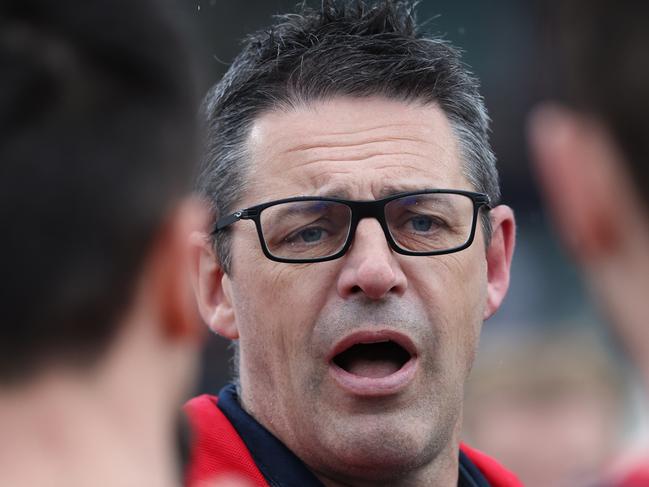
377;185;435;199
312;187;354;199
312;185;436;201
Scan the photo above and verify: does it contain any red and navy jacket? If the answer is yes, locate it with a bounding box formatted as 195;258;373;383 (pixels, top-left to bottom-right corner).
184;384;523;487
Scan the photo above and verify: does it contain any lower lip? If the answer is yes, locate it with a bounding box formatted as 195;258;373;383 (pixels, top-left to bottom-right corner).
328;357;418;397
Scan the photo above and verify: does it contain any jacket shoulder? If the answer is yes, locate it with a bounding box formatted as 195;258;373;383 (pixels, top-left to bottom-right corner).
184;394;268;487
460;443;524;487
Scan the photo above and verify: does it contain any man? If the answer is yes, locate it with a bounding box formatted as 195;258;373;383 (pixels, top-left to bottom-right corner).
0;1;210;485
187;1;519;486
529;0;649;485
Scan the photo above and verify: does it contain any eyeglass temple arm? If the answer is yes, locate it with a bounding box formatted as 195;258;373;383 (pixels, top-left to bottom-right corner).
477;195;492;209
211;212;241;235
212;208;257;234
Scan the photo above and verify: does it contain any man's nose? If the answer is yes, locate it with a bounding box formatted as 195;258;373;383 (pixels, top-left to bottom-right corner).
336;218;408;300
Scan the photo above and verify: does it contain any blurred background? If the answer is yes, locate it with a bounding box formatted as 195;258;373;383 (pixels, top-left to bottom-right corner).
179;2;647;485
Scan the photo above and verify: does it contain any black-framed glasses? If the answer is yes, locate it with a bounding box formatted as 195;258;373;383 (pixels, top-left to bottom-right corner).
213;189;492;263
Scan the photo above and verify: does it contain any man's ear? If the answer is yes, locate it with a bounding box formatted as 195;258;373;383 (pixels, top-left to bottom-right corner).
484;205;516;320
145;198;209;342
528;104;623;264
188;231;238;339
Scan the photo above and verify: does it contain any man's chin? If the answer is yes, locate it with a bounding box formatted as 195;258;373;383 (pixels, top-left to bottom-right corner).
304;418;443;480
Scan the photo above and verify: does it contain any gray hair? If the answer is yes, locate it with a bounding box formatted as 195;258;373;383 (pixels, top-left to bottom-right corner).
197;0;499;274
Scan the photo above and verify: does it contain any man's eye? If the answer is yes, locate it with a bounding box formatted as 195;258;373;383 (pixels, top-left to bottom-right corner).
300;227;324;242
409;215;433;232
285;226;327;244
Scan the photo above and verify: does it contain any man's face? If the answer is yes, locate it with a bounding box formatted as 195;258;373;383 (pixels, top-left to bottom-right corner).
209;97;511;482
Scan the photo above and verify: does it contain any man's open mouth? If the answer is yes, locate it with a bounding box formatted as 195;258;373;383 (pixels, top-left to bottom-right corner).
332;339;412;378
327;331;418;395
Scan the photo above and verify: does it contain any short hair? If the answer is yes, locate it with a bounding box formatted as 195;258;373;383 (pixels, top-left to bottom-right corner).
0;0;202;383
198;0;499;273
550;0;649;210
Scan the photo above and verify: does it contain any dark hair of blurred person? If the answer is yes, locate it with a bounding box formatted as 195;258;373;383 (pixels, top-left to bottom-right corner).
0;0;207;485
529;1;649;485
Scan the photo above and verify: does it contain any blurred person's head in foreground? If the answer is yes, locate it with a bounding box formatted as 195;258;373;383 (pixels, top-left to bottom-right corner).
529;1;649;484
0;0;206;485
529;1;649;392
464;331;628;487
186;1;519;486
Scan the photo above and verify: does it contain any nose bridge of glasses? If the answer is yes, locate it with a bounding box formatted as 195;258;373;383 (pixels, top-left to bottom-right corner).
347;199;392;246
352;198;387;222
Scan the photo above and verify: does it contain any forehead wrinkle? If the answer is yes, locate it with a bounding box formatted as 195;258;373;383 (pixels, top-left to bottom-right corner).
280;133;445;161
250;96;451;150
257;147;438;189
284;135;427;154
264;112;433;143
249;101;456;169
299;121;426;137
246;99;466;203
301;151;428;164
309;162;441;189
260;116;443;158
277;133;456;175
250;155;463;203
277;136;454;180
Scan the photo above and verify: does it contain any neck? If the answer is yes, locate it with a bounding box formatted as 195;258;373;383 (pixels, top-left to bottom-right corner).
316;457;459;487
0;368;180;487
